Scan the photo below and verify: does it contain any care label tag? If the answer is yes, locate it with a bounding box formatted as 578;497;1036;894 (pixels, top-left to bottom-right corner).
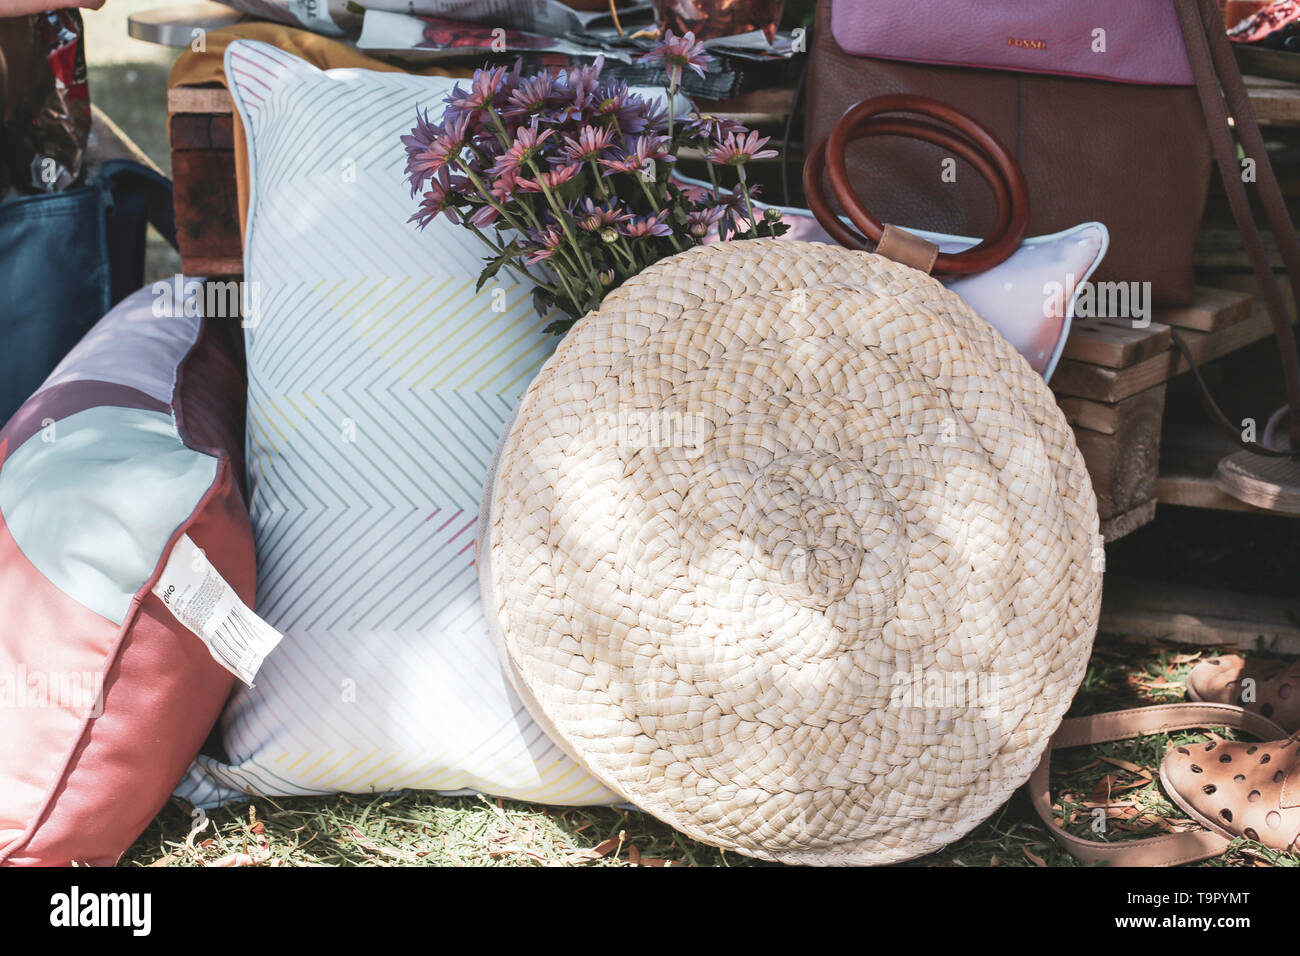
152;533;282;686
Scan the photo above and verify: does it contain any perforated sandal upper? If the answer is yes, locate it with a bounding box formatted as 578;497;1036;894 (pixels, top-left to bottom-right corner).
1187;655;1300;730
1162;736;1300;850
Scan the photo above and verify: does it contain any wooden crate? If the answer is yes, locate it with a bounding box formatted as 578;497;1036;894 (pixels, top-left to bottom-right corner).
1049;285;1262;541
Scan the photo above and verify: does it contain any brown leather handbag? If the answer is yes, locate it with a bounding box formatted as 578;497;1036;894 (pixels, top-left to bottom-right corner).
805;0;1212;306
807;0;1300;468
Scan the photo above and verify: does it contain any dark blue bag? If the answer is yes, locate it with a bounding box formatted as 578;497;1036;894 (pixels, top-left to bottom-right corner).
0;159;175;423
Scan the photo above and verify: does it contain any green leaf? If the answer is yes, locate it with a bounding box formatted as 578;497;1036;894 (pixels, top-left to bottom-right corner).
532;286;557;322
476;245;526;293
542;317;578;335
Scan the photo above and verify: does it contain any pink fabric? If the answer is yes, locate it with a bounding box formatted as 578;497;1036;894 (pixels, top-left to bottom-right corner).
0;494;120;863
0;465;251;867
830;0;1195;86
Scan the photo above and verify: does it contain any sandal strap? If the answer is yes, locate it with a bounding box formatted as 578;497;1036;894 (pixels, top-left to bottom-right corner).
1029;703;1289;866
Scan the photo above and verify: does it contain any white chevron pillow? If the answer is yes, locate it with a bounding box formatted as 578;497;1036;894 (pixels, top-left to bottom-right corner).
176;40;617;808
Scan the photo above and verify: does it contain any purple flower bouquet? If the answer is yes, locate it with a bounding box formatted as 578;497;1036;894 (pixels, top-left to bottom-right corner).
402;31;787;333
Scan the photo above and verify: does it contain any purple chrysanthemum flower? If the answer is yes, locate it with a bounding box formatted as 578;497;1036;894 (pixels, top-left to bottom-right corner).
684;112;746;144
621;211;672;238
407;166;464;229
592;81;651;134
574;197;630;232
715;182;763;234
467;203;501;228
641;100;670;134
524;225;565;264
502;71;558;122
561;125;615;164
518;162;582;193
685;206;724;238
404;111;472;195
402;108;443;196
567;55;604;105
637;30;713;81
549;55;604;124
598;135;674;176
446;65;508;115
490;121;554;178
487;166;522;204
705;129;779;166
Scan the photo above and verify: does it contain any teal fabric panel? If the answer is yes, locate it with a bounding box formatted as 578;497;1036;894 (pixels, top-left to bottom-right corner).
0;406;217;624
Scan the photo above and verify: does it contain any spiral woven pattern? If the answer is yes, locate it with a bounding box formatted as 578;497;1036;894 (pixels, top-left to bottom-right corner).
481;239;1101;864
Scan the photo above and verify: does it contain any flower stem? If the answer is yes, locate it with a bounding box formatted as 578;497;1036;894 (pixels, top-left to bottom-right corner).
737;164;760;240
665;66;680;143
632;170;682;252
588;160;609;198
527;158;601;291
455;159;531;237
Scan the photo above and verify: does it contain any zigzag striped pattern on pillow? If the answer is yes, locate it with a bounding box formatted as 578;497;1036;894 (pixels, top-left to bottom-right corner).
177;40;616;808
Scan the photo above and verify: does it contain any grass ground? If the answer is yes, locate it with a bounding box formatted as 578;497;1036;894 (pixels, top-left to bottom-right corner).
83;6;1300;869
119;636;1300;867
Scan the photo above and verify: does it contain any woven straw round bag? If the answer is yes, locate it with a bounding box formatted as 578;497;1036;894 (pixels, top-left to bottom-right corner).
478;239;1102;865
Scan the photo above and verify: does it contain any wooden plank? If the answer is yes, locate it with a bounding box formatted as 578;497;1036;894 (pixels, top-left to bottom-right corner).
1060;287;1251;371
168;85;232;115
1244;73;1300;126
169;114;234;150
1058;395;1123;434
1051;307;1274;402
172;149;242;268
1100;576;1300;653
182;256;243;277
1060;385;1165;438
1157;472;1270;513
1060;318;1171;369
1073;386;1166;518
1100;498;1158;543
1156;286;1254;333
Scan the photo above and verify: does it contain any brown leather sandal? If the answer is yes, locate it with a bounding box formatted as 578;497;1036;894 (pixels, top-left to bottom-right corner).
1031;703;1287;865
1187;653;1300;730
1161;735;1300;851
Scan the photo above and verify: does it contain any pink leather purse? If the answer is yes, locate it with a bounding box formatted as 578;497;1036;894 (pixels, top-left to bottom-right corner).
827;0;1196;85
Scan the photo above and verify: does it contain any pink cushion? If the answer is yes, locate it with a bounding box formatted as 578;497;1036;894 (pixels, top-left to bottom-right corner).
0;285;254;866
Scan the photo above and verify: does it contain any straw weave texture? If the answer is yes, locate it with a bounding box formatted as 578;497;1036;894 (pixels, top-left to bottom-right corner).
480;239;1101;864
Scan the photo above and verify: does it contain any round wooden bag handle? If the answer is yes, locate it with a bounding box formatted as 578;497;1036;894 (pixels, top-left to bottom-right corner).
804;120;1014;257
804;94;1031;275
